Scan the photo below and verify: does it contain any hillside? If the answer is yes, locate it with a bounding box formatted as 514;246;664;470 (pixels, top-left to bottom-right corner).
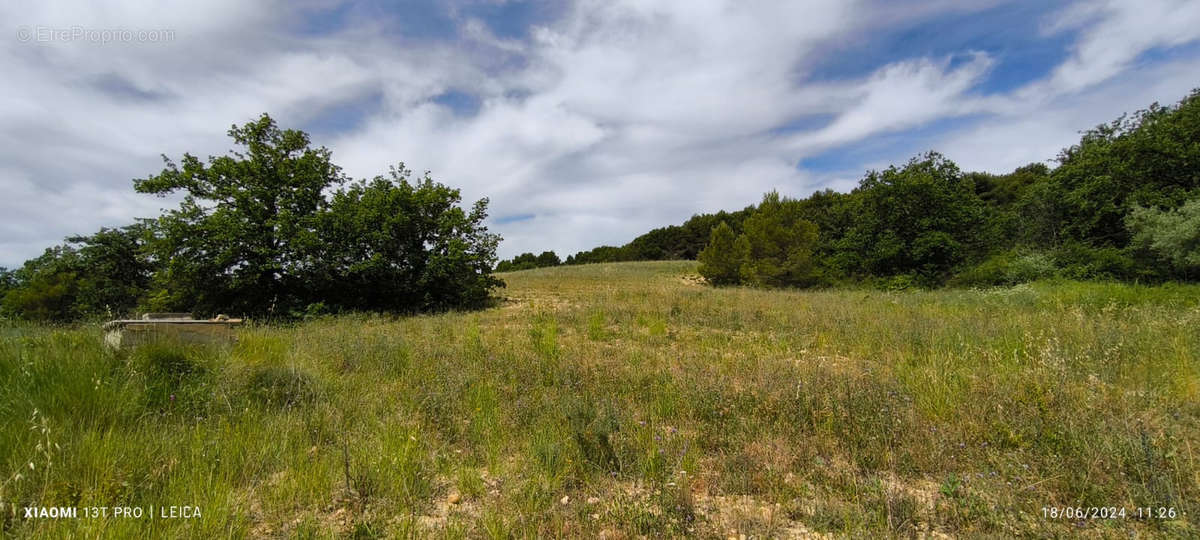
2;261;1198;537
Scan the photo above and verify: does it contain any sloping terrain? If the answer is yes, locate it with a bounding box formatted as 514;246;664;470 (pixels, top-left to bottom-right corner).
2;261;1198;537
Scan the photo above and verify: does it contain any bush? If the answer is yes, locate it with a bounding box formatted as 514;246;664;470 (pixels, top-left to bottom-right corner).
950;251;1059;287
1006;252;1058;283
1127;196;1200;279
1054;243;1136;280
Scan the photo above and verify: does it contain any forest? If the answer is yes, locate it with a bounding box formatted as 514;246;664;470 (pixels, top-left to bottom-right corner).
502;89;1200;289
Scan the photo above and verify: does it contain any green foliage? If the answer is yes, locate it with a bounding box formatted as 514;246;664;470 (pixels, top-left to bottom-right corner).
696;221;744;285
136;114;343;316
992;90;1200;278
496;250;561;272
1007;252;1059;283
1053;242;1136;280
737;191;820;287
312;166;502;312
535;250;561;267
1;246;81;321
950;250;1059;287
1;226;152;321
1127;195;1200;278
0;268;13;296
1052;89;1200;246
564;207;755;265
697;194;820;288
836;152;987;285
67;225;154;317
246;365;318;408
130;114;500;317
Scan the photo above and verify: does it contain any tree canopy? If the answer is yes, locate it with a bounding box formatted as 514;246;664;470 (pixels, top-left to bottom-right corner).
2;114;503;321
550;89;1200;289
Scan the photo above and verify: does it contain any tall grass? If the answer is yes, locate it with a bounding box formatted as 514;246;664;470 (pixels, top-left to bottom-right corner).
1;261;1197;537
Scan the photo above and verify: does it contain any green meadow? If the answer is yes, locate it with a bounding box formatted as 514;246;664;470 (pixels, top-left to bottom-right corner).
2;261;1197;538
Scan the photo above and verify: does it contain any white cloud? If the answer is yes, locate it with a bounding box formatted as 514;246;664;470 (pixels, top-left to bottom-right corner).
1;0;1199;268
786;53;994;154
938;54;1200;174
1031;0;1200;97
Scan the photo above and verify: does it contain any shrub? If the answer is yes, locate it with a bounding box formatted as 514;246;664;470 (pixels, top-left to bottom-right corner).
949;253;1011;287
951;251;1059;287
1054;243;1136;280
1127;196;1200;279
1005;252;1058;283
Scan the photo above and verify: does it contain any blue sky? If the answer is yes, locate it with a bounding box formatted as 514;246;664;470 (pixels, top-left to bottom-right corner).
2;0;1200;266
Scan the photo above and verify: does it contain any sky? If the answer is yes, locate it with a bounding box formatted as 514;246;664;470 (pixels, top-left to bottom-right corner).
2;0;1200;267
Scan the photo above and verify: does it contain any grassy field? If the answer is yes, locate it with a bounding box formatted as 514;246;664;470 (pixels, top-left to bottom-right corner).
1;261;1198;538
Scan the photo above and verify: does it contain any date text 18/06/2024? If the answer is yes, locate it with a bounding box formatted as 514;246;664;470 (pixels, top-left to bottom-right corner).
1042;506;1181;520
23;506;201;519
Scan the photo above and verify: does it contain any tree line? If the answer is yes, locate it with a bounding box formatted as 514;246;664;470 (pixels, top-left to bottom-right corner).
495;251;562;272
528;89;1200;289
0;114;503;321
4;89;1198;322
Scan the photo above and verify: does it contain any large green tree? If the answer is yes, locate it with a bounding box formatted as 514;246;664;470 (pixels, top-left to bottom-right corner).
135;114;344;315
697;221;744;285
311;166;502;312
737;191;820;287
1051;90;1200;247
837;152;986;284
134;114;502;317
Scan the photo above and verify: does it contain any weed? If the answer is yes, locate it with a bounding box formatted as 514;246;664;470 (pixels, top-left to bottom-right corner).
0;261;1196;537
246;365;319;408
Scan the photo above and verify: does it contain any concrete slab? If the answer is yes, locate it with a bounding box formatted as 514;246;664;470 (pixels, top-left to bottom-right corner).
103;315;244;349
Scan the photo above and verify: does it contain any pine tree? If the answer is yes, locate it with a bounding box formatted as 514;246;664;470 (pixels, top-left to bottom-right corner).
698;221;746;285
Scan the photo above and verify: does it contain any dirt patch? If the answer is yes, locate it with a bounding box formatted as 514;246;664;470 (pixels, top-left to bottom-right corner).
499;295;578;312
693;493;831;539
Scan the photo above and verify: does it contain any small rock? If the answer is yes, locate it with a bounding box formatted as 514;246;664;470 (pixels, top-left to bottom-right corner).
448;493;462;505
586;496;600;505
560;495;570;505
